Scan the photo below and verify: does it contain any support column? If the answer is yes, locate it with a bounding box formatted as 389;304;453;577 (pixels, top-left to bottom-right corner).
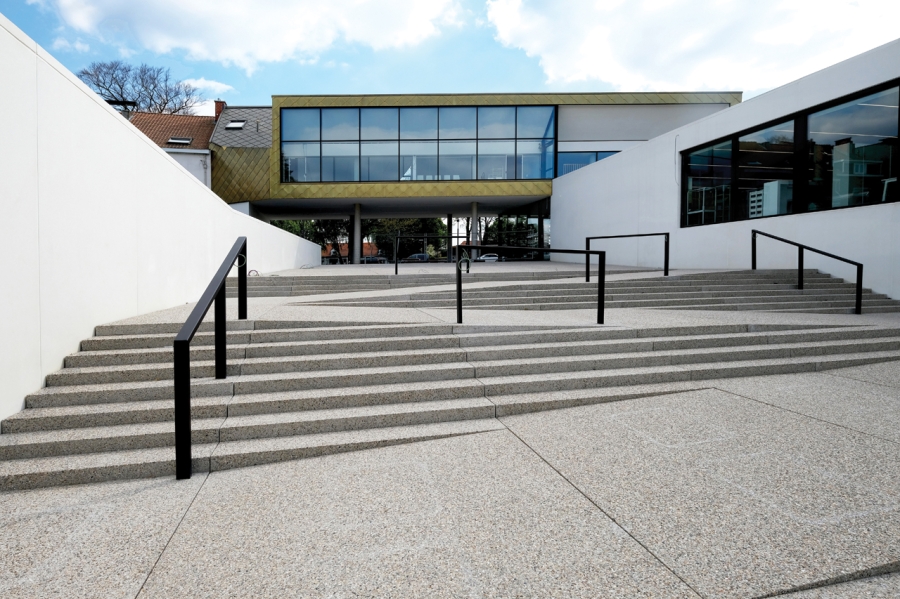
471;202;479;259
447;214;453;263
537;214;545;260
352;203;361;265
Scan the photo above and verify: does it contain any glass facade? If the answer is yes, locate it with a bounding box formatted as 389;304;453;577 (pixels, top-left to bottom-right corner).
682;81;899;227
556;151;617;176
281;105;556;183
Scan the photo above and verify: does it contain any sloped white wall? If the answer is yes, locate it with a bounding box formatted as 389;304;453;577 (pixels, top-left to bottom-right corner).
552;39;900;299
0;14;320;420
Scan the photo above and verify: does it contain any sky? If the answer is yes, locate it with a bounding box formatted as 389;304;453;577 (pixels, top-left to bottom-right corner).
4;0;900;115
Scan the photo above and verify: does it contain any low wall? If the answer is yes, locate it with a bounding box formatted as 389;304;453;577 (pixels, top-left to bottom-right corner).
0;13;320;420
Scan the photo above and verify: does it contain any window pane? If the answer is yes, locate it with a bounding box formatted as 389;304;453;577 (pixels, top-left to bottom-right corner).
322;142;359;181
400;141;437;180
281;142;320;182
739;121;794;219
322;108;359;141
281;108;319;141
478;140;515;179
360;108;398;140
361;142;398;181
439;141;476;180
685;141;732;226
557;152;596;176
517;139;555;179
478;107;516;139
400;108;438;140
808;86;899;211
517;106;555;138
439;107;476;139
597;151;617;161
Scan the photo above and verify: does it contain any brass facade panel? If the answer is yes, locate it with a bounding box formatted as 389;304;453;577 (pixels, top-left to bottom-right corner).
266;179;552;200
211;144;270;204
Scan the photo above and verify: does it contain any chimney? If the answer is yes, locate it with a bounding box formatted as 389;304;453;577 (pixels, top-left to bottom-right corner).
214;99;226;122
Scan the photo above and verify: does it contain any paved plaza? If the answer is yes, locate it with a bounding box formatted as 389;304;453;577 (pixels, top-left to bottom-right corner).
1;266;899;598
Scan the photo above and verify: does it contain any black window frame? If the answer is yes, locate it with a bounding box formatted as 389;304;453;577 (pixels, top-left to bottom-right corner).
680;77;900;228
280;105;557;184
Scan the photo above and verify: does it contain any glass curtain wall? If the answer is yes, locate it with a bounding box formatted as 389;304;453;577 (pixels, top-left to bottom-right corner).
556;151;617;176
682;80;900;227
281;105;556;183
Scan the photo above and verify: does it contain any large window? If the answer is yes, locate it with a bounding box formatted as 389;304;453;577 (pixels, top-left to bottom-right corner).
281;105;556;183
682;81;899;227
557;151;617;176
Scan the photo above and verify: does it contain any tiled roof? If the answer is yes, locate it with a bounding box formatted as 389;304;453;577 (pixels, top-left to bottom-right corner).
210;107;272;148
129;112;216;151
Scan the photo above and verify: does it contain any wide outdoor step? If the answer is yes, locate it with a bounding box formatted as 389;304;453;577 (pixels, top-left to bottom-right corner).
0;420;505;491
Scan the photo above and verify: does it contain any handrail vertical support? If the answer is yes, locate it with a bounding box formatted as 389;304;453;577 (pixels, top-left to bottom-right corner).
664;234;670;276
597;251;606;325
394;236;399;275
215;285;226;379
585;238;591;283
798;247;804;291
238;244;247;320
456;260;463;324
751;231;757;270
173;340;192;480
856;264;864;315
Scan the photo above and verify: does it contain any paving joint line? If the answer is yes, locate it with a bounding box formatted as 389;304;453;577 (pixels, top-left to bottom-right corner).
750;561;900;598
131;470;211;599
497;419;707;599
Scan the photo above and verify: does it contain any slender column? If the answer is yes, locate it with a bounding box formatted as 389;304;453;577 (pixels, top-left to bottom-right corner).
447;214;453;263
352;204;362;264
471;202;479;260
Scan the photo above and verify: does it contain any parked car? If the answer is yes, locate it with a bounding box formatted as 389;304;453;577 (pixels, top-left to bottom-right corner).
474;253;500;262
401;253;430;263
362;256;387;264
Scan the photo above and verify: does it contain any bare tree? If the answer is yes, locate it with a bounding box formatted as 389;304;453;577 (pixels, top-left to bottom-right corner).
77;60;203;114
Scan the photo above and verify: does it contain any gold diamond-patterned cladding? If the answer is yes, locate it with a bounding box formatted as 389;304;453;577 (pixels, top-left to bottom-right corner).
266;180;552;200
211;144;270;203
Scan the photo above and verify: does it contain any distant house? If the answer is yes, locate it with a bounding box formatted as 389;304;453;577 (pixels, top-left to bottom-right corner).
129;112;217;187
322;242;380;259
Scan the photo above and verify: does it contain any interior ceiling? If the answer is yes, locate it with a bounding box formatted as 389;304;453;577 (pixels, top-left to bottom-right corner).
250;195;548;219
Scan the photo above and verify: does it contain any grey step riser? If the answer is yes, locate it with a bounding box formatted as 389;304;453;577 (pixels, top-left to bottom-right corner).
48;338;900;391
463;299;900;311
60;328;900;369
2;402;227;434
412;288;880;301
5;351;899;465
0;403;493;460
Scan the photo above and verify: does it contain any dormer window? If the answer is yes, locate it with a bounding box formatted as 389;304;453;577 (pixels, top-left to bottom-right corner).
225;120;246;130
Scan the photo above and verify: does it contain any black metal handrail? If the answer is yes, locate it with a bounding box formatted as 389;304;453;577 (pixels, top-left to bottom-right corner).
394;234;471;274
459;245;607;324
585;233;669;282
174;237;248;479
751;229;863;315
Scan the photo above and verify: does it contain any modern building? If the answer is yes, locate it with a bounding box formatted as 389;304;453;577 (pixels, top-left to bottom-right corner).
552;38;900;299
129;112;216;187
209;93;741;262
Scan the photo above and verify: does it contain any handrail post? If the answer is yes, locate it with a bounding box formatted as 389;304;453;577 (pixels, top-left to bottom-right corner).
856;264;864;315
751;230;757;270
394;236;399;275
798;247;804;291
597;251;606;325
215;284;226;379
238;242;247;320
456;259;463;324
174;339;192;480
663;234;670;276
585;237;590;283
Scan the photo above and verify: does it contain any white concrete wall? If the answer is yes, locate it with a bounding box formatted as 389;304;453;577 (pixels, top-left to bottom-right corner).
552;38;900;298
0;14;320;420
168;150;210;188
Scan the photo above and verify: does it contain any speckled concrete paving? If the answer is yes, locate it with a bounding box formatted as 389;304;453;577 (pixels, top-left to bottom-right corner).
3;361;900;598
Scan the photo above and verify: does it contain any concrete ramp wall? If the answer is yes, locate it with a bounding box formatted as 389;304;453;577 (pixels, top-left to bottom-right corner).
0;13;320;420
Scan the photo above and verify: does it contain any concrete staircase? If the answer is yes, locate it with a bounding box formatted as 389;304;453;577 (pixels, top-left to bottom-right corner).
225;269;640;298
3;319;900;491
303;270;900;314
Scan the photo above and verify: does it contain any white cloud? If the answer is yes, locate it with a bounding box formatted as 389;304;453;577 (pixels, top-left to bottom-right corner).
51;37;90;52
486;0;900;95
41;0;461;73
183;77;234;95
193;99;216;116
